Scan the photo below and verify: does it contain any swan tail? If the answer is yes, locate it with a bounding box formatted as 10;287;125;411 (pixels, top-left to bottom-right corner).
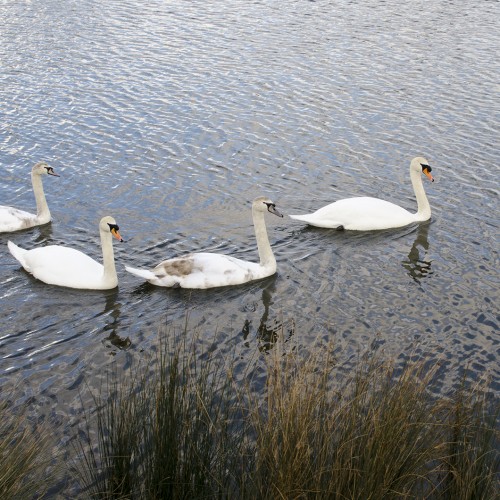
289;214;344;229
8;241;28;267
289;214;311;222
125;265;157;281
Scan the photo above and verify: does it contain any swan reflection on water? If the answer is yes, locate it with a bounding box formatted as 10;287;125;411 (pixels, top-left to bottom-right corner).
241;277;294;352
33;220;54;243
101;288;131;352
402;221;433;283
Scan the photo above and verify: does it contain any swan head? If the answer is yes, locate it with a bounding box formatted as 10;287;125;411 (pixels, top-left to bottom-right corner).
411;157;434;182
100;216;124;242
252;196;284;218
32;161;60;177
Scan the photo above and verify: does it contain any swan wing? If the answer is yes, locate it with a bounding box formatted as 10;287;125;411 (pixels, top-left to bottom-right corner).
127;252;266;289
0;206;37;232
9;243;105;288
291;197;415;230
156;253;263;288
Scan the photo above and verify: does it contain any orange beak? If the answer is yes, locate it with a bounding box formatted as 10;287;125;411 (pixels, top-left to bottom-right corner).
423;167;434;182
111;228;124;242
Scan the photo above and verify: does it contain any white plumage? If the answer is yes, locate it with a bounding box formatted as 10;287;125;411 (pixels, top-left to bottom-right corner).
125;196;283;289
289;157;434;230
0;162;59;233
8;216;123;290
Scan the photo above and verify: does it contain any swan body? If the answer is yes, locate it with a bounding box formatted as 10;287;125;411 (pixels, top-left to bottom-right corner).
290;157;434;230
126;197;283;289
0;162;59;233
8;216;123;290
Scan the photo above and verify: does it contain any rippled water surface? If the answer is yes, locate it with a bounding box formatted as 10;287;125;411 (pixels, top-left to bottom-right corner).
0;0;499;492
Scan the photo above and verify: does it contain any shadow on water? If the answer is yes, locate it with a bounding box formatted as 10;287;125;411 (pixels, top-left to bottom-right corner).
292;220;420;242
128;272;277;304
288;220;426;259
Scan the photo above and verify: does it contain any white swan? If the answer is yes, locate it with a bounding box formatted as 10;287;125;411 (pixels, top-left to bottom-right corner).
125;196;284;289
289;157;434;230
0;162;60;233
8;216;123;290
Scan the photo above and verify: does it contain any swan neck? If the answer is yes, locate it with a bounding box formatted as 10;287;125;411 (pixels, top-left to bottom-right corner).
253;208;276;269
410;167;431;220
101;230;118;286
31;172;50;223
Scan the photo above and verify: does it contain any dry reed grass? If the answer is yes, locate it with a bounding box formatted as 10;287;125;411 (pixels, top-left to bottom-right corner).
72;331;499;499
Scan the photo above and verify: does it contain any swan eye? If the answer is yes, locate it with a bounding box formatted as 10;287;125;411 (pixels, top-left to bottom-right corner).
108;223;120;232
420;163;432;173
264;202;275;211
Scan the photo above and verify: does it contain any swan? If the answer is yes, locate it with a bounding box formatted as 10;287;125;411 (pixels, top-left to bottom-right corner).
8;216;123;290
125;196;284;289
289;157;434;230
0;161;60;233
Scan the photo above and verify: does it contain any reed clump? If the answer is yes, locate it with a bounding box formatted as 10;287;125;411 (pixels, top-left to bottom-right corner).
76;332;246;498
75;333;499;499
248;346;498;499
0;394;58;499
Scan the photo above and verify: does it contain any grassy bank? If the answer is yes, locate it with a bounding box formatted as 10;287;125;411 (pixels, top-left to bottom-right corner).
1;330;498;498
74;332;499;499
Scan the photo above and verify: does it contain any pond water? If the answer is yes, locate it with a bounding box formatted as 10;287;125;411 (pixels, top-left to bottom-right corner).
0;0;498;492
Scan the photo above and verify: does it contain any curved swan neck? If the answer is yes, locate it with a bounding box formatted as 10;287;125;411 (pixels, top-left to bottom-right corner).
410;166;431;220
31;171;51;223
100;230;118;285
252;207;276;268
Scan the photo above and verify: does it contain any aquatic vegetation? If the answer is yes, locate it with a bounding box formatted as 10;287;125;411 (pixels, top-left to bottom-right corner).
74;330;245;498
74;330;499;499
2;326;497;498
0;394;59;499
